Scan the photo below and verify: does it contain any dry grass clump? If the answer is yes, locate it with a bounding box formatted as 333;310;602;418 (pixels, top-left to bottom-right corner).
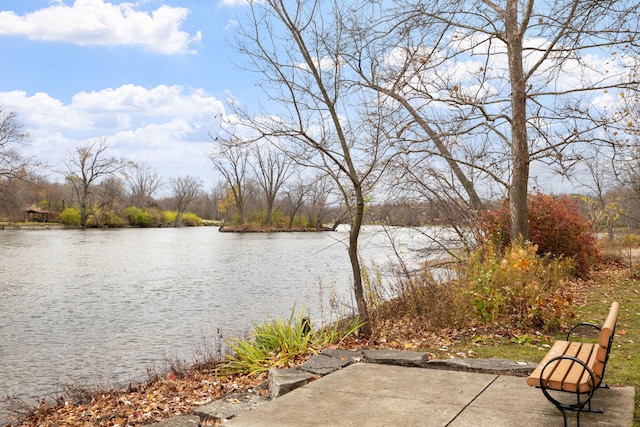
368;240;579;340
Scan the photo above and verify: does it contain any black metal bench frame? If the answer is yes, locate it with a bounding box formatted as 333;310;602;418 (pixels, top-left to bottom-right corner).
528;302;619;427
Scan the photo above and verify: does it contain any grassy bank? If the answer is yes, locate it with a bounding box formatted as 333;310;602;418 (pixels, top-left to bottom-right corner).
391;262;640;425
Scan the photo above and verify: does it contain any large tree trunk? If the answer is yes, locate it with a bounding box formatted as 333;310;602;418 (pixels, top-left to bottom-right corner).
505;0;529;240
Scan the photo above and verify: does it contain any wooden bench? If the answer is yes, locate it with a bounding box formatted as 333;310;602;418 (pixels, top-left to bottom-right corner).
527;301;619;427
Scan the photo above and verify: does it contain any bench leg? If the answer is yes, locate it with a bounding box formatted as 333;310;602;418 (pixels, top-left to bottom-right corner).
557;406;569;427
542;391;605;427
539;356;601;427
552;399;580;427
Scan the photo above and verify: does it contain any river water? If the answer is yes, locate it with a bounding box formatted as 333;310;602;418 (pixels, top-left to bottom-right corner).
0;226;435;413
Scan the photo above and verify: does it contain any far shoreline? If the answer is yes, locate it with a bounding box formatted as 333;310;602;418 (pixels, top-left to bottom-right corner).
0;221;339;232
218;225;336;233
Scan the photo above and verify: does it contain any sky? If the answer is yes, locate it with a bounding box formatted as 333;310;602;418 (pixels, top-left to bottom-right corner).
0;1;631;199
0;0;255;193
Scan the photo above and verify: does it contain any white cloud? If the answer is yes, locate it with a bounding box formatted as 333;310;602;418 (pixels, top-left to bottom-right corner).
0;90;92;129
0;85;226;182
219;0;252;7
224;19;238;31
0;0;200;54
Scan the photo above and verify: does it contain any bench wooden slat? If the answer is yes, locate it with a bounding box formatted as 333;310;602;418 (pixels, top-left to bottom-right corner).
591;301;619;383
547;341;582;390
593;345;608;379
578;345;601;393
563;343;596;392
526;340;571;387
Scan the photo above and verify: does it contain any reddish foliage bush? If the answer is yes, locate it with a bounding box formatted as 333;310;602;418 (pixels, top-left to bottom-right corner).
481;193;599;276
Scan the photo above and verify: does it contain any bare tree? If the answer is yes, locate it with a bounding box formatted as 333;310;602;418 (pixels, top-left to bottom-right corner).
0;108;33;214
304;173;343;230
209;137;250;224
0;108;30;180
92;176;126;226
282;172;340;230
189;191;217;220
282;173;311;229
608;68;640;229
571;145;620;239
228;0;400;335
251;142;293;226
127;163;162;208
168;175;203;225
610;140;640;229
64;139;129;227
348;0;640;240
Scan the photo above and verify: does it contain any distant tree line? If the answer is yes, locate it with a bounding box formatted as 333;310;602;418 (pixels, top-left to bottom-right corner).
0;112;344;228
2;106;640;234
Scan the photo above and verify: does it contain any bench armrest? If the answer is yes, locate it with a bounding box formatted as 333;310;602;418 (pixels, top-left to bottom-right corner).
566;322;601;341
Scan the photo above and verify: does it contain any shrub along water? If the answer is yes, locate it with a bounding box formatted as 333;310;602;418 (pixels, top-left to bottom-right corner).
124;206;152;227
179;212;203;226
369;240;577;335
59;206;81;226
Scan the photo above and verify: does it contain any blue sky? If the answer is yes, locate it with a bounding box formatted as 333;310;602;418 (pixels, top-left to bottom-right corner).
0;1;632;198
0;0;254;192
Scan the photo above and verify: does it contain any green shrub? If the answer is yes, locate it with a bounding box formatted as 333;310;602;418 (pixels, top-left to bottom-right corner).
269;209;286;228
60;206;81;226
253;209;287;227
230;214;243;225
148;208;165;226
101;210;124;227
162;210;178;224
125;206;151;227
180;212;203;226
482;193;599;276
290;214;309;228
222;308;363;377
